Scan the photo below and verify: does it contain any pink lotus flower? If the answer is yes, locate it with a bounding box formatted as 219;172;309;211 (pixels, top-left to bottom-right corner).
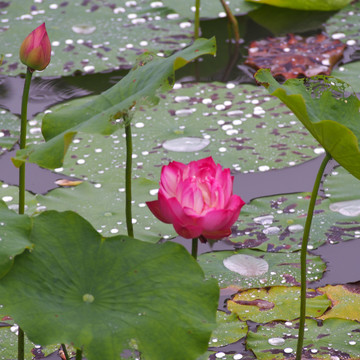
19;23;51;71
147;157;245;240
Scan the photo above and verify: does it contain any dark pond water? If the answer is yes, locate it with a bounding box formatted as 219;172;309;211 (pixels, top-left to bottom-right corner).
1;7;360;359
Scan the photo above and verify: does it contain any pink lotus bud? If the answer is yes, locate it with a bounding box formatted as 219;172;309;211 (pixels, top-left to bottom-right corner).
147;157;245;241
19;23;51;71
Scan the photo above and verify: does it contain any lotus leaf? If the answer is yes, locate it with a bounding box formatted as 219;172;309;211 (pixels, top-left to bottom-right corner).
255;69;360;180
0;210;219;360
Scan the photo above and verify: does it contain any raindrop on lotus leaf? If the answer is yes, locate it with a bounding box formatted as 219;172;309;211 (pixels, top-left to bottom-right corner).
162;137;210;152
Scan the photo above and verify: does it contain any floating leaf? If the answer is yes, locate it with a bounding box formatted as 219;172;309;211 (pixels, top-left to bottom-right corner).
13;37;216;170
0;201;32;278
245;33;345;79
35;178;177;242
255;69;360;180
325;0;360;45
319;284;360;321
247;318;360;359
208;312;248;347
198;249;325;289
25;81;320;186
231;190;360;251
0;0;195;76
246;0;351;11
0;210;219;360
228;287;330;323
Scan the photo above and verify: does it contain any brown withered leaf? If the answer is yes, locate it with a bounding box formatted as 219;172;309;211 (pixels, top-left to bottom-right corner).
245;33;346;80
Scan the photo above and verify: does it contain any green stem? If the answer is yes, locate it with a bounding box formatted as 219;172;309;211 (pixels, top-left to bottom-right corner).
219;0;240;44
19;67;33;216
296;152;331;360
17;67;33;360
75;349;82;360
17;328;24;360
61;344;70;360
194;0;200;39
191;238;198;260
125;119;134;238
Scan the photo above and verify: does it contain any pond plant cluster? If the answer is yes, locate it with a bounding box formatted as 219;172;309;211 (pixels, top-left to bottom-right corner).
1;0;360;359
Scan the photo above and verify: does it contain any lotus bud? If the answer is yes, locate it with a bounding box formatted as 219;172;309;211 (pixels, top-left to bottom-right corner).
19;23;51;71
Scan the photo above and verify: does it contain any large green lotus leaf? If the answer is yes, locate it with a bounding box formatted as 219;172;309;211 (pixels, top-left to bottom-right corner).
0;109;20;155
247;318;360;359
28;81;319;185
325;0;360;45
0;210;219;360
332;62;360;91
208;312;248;347
255;69;360;180
0;201;32;278
319;284;360;321
0;0;195;76
198;249;325;289
35;178;176;242
246;0;351;11
13;37;216;170
228;287;330;323
165;0;260;18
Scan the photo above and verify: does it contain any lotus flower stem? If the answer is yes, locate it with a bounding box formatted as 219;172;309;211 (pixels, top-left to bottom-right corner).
17;66;33;360
194;0;200;39
124;117;134;238
296;151;332;360
191;238;198;260
19;67;33;216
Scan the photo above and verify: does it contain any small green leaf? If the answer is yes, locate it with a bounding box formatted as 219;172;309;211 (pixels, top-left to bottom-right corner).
0;210;219;360
255;69;360;180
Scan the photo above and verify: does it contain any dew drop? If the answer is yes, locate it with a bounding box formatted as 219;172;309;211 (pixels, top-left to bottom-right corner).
215;352;226;358
314;147;325;154
72;25;97;34
268;337;285;346
288;224;304;233
258;165;270;172
349;341;356;345
284;348;293;354
149;189;159;196
263;226;280;235
223;254;269;277
175;108;196;116
233;354;243;359
110;228;119;234
253;215;274;225
162;137;210;152
2;196;13;202
329;199;360;217
331;33;345;39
